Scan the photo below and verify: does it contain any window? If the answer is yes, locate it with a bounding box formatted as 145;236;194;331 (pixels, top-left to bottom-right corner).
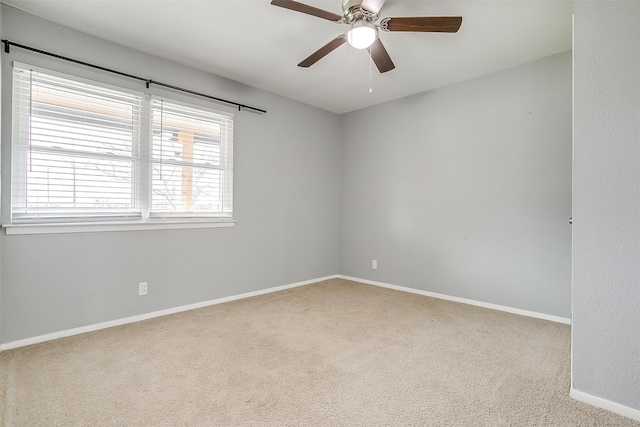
9;63;234;230
151;99;233;218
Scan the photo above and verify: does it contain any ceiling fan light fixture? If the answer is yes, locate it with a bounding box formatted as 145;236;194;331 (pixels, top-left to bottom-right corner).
346;21;377;49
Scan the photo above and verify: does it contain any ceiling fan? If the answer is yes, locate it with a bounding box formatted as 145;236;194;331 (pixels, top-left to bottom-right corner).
271;0;463;73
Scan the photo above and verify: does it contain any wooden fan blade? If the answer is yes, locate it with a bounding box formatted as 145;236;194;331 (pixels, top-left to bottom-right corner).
368;38;395;73
298;35;347;68
361;0;387;15
271;0;343;22
380;16;463;33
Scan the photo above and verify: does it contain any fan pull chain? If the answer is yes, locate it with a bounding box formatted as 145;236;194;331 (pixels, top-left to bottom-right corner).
369;52;373;93
350;46;354;81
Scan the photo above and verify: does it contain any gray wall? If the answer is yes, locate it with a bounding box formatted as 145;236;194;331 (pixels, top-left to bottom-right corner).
339;52;572;318
0;3;3;341
4;0;640;417
573;1;640;411
1;5;575;349
0;6;341;344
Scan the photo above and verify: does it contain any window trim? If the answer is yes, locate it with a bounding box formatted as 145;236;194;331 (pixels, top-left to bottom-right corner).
6;62;236;234
3;219;236;236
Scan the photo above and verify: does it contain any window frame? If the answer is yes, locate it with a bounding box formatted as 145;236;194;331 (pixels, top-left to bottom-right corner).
10;63;145;223
4;62;236;235
148;96;234;221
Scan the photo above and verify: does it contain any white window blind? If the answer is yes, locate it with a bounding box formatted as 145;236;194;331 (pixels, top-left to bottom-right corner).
9;63;235;230
151;98;233;219
11;64;143;223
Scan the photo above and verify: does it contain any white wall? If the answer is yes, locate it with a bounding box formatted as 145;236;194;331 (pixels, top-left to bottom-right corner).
573;0;640;414
0;5;341;344
339;52;572;318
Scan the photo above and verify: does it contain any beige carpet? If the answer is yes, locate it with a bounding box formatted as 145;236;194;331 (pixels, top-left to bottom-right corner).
1;278;638;426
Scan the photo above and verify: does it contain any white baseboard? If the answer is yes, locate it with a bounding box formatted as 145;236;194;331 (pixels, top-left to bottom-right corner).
0;273;571;351
571;387;640;422
5;274;637;422
337;275;571;325
0;274;339;351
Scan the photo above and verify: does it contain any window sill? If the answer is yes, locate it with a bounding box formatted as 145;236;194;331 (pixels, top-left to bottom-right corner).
3;219;236;235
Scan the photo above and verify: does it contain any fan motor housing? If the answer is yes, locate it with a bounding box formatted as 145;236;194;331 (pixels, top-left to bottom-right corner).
341;0;361;14
342;0;376;23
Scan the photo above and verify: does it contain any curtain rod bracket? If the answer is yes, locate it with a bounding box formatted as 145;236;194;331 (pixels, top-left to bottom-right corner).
3;40;9;54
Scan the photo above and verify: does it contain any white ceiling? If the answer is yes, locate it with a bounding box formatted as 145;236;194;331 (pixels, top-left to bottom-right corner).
2;0;573;114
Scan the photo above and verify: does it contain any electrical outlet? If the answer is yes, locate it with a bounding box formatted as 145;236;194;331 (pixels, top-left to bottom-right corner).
138;282;148;296
372;260;378;270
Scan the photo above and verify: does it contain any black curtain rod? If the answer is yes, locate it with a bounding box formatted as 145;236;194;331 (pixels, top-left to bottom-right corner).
1;39;266;114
